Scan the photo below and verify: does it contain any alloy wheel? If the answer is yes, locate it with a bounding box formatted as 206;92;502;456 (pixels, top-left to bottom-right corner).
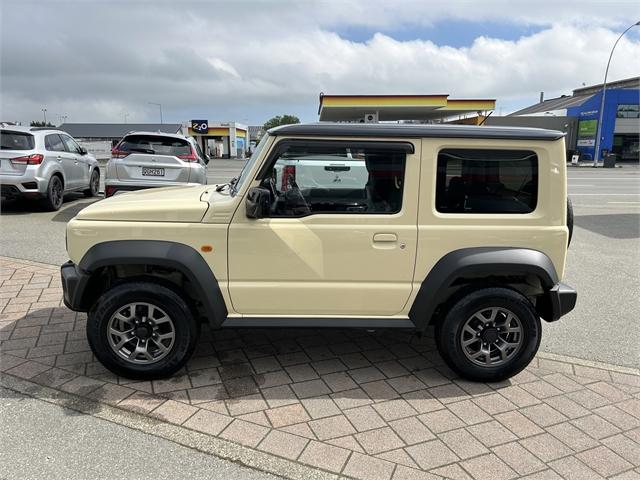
460;307;523;367
107;302;176;364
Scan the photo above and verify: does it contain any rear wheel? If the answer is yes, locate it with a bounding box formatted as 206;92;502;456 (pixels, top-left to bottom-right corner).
41;175;64;211
435;287;541;382
87;282;199;379
84;169;100;197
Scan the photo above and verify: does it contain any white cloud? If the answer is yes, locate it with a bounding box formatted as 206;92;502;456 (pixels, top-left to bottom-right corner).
1;0;638;124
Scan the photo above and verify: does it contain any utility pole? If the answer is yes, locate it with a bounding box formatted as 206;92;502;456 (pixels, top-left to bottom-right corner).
42;108;47;124
592;20;640;167
124;112;129;124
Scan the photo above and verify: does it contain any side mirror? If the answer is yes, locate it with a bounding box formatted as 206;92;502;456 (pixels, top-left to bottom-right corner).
204;155;210;165
245;186;270;219
78;146;88;155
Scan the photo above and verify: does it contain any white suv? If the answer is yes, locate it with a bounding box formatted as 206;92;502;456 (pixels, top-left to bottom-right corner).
0;126;100;210
105;132;208;197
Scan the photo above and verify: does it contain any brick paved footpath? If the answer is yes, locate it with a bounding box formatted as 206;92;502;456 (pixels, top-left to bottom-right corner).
1;255;639;480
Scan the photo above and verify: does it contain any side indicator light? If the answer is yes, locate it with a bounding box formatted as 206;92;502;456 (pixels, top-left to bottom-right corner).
201;245;213;253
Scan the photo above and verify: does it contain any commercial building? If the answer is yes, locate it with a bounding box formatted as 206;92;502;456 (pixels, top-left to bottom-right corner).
59;123;182;145
58;121;250;159
183;121;248;158
487;77;639;162
317;94;495;123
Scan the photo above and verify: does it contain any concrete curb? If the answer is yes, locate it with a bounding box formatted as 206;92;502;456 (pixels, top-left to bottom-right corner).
0;373;337;480
537;351;640;376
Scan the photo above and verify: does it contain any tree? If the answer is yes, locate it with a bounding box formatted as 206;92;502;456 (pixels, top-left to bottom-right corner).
263;115;300;130
30;120;55;127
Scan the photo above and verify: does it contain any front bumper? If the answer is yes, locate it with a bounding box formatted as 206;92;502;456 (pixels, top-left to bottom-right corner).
60;261;90;311
539;282;577;322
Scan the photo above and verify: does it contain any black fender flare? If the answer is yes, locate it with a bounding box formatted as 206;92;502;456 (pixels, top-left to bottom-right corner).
408;247;559;331
77;240;227;327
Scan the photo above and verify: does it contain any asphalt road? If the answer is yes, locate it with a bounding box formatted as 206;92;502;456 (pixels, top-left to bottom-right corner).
1;162;638;368
0;386;280;480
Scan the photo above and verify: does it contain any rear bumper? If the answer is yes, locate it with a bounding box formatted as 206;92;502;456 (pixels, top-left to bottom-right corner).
0;173;47;198
539;282;577;322
60;261;90;311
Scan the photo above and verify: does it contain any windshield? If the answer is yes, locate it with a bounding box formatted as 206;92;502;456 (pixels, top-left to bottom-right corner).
233;134;269;194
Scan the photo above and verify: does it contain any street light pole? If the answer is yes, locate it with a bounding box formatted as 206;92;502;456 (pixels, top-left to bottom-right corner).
592;20;640;167
148;102;163;124
42;108;47;124
124;113;129;124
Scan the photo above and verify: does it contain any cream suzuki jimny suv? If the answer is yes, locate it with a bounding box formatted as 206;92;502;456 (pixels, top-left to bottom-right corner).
61;123;576;382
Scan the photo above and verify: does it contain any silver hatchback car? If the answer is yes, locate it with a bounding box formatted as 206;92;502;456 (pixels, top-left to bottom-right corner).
105;131;208;197
0;126;100;210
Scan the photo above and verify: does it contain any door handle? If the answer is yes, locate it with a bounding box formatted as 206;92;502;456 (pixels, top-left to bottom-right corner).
56;156;62;161
373;233;398;242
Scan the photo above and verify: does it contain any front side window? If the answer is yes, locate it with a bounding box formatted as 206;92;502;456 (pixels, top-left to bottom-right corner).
45;134;66;152
60;135;81;153
436;149;538;214
259;141;408;217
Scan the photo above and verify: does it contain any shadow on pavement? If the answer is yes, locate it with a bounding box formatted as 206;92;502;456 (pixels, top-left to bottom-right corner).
575;213;640;239
50;198;102;223
1;306;510;412
0;193;99;217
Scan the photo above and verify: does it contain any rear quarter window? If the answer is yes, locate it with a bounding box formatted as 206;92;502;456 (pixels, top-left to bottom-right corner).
0;131;35;150
119;135;191;156
436;148;538;214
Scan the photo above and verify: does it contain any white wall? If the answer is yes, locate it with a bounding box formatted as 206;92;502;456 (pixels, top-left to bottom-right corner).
77;140;112;160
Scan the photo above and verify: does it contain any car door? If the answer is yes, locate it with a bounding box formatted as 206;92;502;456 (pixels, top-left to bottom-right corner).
227;139;420;317
44;134;76;188
60;134;88;188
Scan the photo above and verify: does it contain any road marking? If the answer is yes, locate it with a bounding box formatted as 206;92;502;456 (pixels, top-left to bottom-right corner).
608;201;640;204
570;193;640;196
568;184;596;187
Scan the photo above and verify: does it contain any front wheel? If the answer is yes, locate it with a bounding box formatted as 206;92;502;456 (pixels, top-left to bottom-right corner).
87;282;199;379
435;287;541;382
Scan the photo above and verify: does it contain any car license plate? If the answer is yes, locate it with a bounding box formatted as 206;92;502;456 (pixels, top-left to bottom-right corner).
142;167;165;177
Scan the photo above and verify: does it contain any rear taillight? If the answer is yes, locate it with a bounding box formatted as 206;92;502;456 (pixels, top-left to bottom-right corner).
178;147;198;162
111;147;128;159
281;165;296;189
105;185;116;197
11;154;44;165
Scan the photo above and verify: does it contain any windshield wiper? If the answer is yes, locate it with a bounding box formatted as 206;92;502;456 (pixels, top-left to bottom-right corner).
215;177;238;192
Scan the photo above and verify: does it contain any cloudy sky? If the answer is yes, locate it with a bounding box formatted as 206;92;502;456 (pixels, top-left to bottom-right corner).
1;0;639;126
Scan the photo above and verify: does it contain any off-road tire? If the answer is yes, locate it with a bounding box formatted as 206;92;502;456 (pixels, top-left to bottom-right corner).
87;281;199;380
435;287;541;382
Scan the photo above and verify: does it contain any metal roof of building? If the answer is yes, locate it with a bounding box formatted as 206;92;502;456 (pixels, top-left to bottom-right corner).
59;123;182;138
509;94;594;116
269;122;564;141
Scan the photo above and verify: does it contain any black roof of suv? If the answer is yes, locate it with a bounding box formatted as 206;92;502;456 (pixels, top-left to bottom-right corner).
269;122;565;141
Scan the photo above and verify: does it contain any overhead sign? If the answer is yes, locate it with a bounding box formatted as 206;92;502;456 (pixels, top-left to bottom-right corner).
191;120;209;133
